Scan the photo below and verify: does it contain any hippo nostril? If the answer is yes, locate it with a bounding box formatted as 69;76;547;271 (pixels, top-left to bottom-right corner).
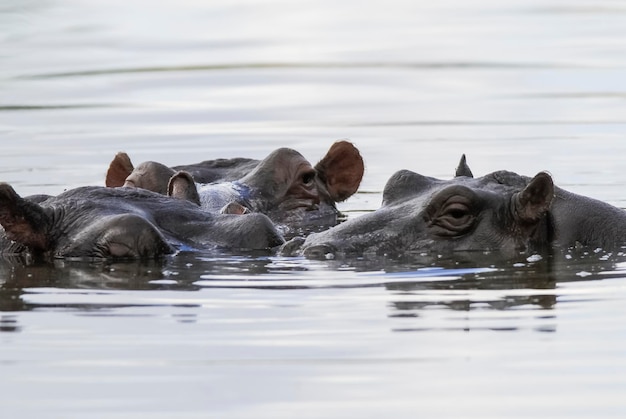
303;244;337;260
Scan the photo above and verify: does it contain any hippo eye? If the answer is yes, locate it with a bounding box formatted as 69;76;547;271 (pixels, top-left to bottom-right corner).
301;171;316;186
429;196;476;237
442;203;472;224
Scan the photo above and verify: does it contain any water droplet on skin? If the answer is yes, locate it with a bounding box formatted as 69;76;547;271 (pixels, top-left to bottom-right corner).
163;270;180;277
526;254;543;263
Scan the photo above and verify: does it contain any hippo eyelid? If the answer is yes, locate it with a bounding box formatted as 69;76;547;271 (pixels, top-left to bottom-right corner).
443;201;471;219
439;195;474;221
428;186;476;210
426;187;478;236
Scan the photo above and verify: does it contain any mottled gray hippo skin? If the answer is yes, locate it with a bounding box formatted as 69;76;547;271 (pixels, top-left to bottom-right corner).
0;184;284;261
106;141;365;235
285;156;626;259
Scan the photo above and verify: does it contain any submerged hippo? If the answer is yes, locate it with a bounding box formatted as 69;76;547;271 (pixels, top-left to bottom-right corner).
105;141;364;235
284;155;626;259
0;183;284;261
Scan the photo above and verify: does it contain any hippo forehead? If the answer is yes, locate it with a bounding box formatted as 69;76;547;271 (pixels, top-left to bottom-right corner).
256;148;309;172
239;148;311;190
482;170;533;188
382;169;532;206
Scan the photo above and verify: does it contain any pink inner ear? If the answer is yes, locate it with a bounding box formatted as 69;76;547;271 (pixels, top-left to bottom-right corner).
106;152;134;187
2;216;46;249
0;184;49;250
315;141;365;202
167;171;200;205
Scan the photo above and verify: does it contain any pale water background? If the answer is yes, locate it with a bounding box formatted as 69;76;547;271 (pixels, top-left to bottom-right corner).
2;0;626;418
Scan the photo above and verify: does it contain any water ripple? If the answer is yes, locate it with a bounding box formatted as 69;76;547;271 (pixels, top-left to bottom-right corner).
19;61;590;80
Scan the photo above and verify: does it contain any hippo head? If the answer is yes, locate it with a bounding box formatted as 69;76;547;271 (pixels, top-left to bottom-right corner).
0;183;284;261
106;153;176;195
0;183;173;259
235;141;364;229
106;141;364;234
287;155;555;259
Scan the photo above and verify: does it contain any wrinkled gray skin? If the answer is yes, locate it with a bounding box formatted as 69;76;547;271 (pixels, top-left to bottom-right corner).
0;184;284;261
106;157;259;194
173;158;259;183
284;155;626;259
106;141;364;236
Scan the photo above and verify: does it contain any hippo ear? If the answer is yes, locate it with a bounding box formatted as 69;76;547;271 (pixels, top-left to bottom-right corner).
513;172;554;223
106;152;134;187
455;154;473;178
0;183;50;251
314;140;365;202
167;171;200;205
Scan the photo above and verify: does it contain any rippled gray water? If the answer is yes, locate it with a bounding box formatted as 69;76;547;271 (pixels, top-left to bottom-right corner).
2;0;626;418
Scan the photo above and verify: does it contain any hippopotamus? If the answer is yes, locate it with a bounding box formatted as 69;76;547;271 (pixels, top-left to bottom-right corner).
105;141;364;236
283;155;626;259
0;183;284;261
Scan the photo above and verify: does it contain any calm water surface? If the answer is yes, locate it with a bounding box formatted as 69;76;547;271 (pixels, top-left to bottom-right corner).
2;0;626;418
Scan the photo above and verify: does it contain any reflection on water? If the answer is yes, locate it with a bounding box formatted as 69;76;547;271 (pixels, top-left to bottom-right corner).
1;249;622;322
2;249;626;418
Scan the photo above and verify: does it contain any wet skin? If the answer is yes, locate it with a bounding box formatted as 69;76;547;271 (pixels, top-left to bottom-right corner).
105;141;364;235
283;155;626;259
0;184;284;261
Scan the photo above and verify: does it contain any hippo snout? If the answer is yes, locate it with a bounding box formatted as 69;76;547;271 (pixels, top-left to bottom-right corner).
303;243;338;260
